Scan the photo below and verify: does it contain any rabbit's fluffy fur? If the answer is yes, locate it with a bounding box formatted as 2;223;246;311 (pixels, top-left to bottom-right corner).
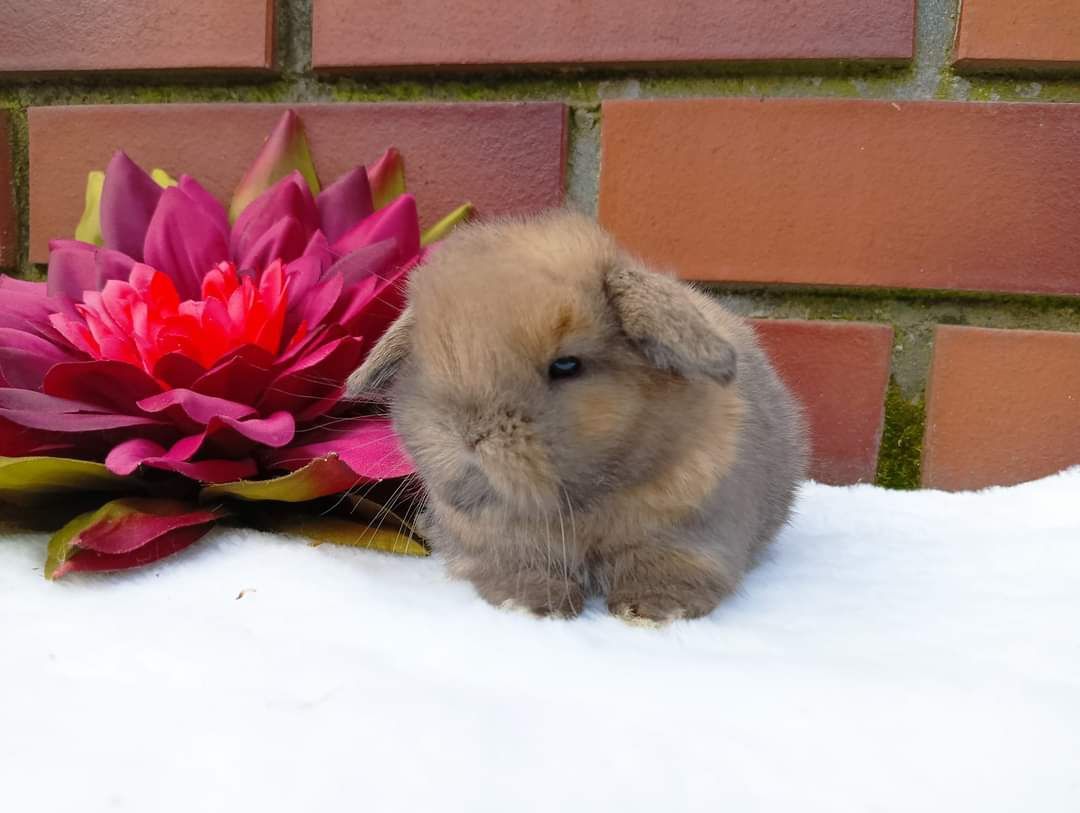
349;211;806;623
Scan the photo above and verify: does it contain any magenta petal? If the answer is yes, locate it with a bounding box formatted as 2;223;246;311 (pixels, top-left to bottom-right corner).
99;151;163;261
47;239;94;257
238;216;309;274
0;414;66;457
47;313;94;357
0;408;162;432
300;230;334;271
284;253;323;298
297;390;348;425
209;410;296;451
274;323;334;369
0;275;48;295
209;344;277;371
331;194;420;263
191;350;274;402
325;239;399;288
93;248;137;294
258;336;364;416
178;176;229;241
0;348;56;390
137;388;256;427
79;505;219;556
44;243;95;299
152;353;207;390
272;389;340;426
11;441;79;457
281;255;323;339
0;388;110;413
346;254;417;346
106;438;259;483
0;279;70;333
165;434;204;461
52;521;215;578
143;187;230;301
265;416;414;479
0;390;141;430
327;275;378;333
109;434;198;468
0;327;77;360
316;166;374;244
105;438;169;475
143;457;258;483
0;328;74;389
143;410;295;462
230;172;318;268
47;242;135;302
301;273;345;333
43;360;162;412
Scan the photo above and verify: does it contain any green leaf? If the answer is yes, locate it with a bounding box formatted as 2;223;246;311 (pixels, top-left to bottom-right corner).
151;168;179;188
44;510;100;578
339;493;419;537
0;456;136;506
229;110;320;223
73;167;175;244
44;498;220;580
421;203;474;246
367;147;406;211
74;170;105;245
266;514;427;557
199;455;360;504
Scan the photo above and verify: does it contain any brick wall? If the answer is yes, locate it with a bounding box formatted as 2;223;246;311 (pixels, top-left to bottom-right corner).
1;0;1078;491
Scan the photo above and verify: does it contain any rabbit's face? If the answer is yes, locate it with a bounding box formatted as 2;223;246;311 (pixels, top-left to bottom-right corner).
392;264;667;516
349;212;741;519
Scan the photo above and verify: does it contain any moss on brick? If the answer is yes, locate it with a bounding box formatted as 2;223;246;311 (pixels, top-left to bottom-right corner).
276;0;312;76
2;104;29;275
965;80;1080;102
325;75;598;104
874;381;926;490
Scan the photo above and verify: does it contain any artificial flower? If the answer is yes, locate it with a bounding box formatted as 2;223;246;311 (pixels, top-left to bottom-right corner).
0;110;472;577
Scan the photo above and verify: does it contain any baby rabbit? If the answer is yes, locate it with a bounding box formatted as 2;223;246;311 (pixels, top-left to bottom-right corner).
348;211;806;623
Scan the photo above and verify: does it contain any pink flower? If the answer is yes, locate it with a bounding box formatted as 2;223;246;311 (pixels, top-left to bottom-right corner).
0;110;471;577
50;261;291;375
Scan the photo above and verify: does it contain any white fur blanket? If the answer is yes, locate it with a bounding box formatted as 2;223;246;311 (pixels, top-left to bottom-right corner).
3;469;1079;812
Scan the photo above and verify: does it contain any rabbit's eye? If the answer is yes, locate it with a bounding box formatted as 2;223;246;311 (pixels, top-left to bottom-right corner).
548;356;583;380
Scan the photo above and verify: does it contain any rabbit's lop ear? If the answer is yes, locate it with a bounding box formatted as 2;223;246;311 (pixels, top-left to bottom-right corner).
604;260;736;385
347;304;415;399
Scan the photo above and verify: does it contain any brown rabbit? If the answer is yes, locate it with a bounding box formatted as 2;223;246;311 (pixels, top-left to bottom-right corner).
348;211;807;623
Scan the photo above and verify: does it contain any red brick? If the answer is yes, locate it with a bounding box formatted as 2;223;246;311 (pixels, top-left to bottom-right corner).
923;326;1080;491
0;0;273;74
599;98;1080;296
954;0;1080;71
313;0;914;70
0;110;14;268
752;319;893;485
28;103;567;263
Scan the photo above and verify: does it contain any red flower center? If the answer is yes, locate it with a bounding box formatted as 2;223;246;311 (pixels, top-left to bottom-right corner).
50;260;289;375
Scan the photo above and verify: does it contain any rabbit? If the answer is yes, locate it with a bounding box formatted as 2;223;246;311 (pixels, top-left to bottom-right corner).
348;210;807;624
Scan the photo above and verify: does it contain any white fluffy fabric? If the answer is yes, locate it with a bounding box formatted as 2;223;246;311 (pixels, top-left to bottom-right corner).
2;469;1079;812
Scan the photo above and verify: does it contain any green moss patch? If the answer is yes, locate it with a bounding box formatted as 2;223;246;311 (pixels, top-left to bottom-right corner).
875;381;926;490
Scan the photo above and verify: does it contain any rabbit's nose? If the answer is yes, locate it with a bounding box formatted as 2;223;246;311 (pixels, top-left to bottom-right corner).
459;410;492;450
455;405;485;448
460;404;529;449
467;429;491;449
